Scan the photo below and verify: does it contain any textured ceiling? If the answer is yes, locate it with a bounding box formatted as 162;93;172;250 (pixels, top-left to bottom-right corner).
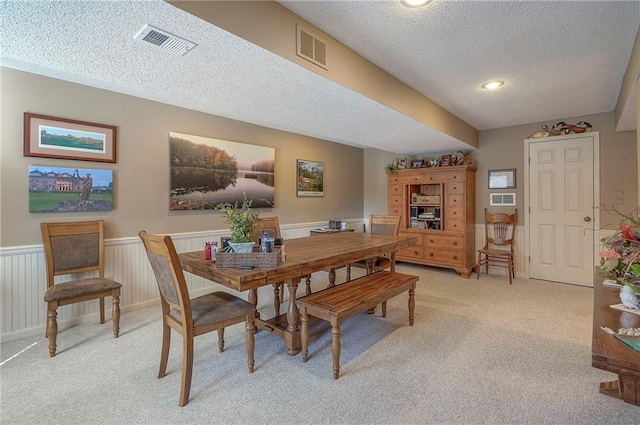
1;1;639;158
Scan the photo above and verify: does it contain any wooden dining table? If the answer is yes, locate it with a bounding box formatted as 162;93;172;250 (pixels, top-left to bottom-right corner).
179;231;416;354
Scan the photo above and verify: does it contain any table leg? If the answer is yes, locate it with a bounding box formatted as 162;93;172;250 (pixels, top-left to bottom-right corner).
285;278;301;355
249;288;260;323
328;268;336;288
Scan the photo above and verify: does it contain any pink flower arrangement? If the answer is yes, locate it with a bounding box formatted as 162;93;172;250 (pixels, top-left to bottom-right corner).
600;217;640;293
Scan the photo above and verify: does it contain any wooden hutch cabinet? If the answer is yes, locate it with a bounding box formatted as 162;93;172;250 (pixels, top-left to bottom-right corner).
388;164;476;278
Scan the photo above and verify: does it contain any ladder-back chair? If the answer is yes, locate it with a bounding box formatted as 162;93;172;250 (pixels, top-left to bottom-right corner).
476;209;517;284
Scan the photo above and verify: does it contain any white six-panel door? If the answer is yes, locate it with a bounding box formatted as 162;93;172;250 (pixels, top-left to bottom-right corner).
526;133;598;286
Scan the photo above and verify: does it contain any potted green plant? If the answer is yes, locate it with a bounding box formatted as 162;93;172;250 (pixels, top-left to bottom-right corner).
215;193;260;253
385;161;399;174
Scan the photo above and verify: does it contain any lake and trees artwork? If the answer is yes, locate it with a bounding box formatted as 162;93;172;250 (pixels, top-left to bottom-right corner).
297;159;324;197
28;166;113;212
169;132;275;210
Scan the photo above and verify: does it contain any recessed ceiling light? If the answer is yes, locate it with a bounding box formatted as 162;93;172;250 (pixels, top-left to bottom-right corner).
481;80;505;90
400;0;432;8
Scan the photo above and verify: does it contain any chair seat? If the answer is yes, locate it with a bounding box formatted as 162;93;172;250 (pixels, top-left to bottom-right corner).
43;277;122;302
171;291;254;327
478;248;512;256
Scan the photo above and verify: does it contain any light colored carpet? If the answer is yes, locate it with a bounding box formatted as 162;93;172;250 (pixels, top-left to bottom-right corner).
1;264;638;424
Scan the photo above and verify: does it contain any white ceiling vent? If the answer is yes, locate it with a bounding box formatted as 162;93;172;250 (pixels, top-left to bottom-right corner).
296;24;328;70
134;24;196;56
490;193;516;206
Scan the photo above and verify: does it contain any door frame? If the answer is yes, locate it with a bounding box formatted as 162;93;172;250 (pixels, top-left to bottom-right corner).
523;131;600;281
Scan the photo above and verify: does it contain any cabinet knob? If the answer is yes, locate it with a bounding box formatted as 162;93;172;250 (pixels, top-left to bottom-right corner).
453;241;458;246
453;255;458;260
429;253;434;257
429;239;434;243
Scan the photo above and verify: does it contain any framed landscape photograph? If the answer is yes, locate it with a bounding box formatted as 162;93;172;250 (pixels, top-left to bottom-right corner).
169;132;275;210
28;166;113;212
24;113;116;163
297;159;324;197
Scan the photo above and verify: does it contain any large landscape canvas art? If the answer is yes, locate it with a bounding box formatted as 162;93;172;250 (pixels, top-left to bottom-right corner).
28;166;113;212
169;132;275;210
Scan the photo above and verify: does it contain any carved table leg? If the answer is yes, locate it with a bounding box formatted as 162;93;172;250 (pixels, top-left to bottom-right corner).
249;288;260;329
272;283;281;317
328;268;336;288
285;278;301;355
217;328;225;352
246;317;255;373
305;275;312;296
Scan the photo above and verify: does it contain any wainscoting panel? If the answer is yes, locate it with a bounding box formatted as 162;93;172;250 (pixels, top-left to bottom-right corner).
0;220;364;342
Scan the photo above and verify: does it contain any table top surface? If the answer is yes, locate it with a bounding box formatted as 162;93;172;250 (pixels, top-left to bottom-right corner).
179;232;416;292
591;275;640;374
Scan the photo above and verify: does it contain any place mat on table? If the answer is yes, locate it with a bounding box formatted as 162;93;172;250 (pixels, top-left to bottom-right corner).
600;327;640;354
609;303;640;316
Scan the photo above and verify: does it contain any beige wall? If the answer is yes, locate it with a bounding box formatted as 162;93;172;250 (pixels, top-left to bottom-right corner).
0;67;364;247
361;112;637;229
469;112;637;227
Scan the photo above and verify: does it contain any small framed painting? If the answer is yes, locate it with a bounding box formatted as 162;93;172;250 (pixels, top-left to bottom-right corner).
411;159;423;168
489;168;516;189
24;113;117;163
297;159;324;197
439;155;452;167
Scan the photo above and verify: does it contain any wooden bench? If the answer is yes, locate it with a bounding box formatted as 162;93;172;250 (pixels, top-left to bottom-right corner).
297;270;418;379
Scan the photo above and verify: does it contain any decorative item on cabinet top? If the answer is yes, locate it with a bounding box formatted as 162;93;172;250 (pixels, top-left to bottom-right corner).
528;121;592;138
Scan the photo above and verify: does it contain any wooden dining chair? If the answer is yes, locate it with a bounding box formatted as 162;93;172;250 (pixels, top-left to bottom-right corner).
346;215;400;316
139;231;256;407
346;215;401;281
41;220;121;357
476;209;517;284
252;216;288;315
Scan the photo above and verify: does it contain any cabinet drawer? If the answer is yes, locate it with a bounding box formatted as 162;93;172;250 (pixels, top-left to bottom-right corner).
447;207;464;221
389;184;403;196
447;181;464;194
397;245;424;259
441;172;463;183
447;194;464;208
425;234;464;249
399;232;423;245
445;217;465;232
425;248;464;265
388;206;403;219
389;195;403;208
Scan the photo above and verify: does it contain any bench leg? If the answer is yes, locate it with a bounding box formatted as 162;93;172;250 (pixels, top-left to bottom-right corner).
301;307;309;362
331;324;341;379
408;286;415;326
381;301;387;317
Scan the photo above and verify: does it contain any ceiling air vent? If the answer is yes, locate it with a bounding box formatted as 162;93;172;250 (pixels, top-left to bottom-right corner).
490;193;516;206
134;24;196;56
296;24;328;70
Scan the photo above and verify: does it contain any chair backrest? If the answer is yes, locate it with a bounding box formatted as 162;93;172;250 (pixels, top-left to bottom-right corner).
369;215;400;236
138;231;192;325
41;220;105;289
483;209;517;250
252;216;281;243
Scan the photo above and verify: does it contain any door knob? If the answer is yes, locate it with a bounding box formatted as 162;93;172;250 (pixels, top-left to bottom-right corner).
584;216;591;222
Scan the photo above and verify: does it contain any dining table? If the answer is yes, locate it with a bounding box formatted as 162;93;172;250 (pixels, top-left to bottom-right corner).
179;231;416;354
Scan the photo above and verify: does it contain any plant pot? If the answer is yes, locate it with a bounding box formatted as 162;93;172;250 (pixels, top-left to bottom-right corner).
228;242;255;253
